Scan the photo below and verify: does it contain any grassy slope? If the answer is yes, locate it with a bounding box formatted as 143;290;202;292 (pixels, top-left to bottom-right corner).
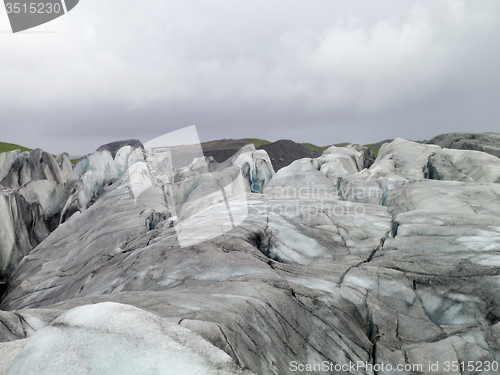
0;141;81;163
0;141;32;154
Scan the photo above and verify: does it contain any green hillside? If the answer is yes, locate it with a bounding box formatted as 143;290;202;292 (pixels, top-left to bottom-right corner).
301;143;329;152
242;138;271;147
0;141;32;154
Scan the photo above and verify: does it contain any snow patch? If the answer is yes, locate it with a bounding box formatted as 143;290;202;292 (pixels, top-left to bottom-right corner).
7;302;252;375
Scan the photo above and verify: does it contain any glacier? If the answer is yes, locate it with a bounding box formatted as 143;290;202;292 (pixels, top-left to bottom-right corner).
1;133;500;374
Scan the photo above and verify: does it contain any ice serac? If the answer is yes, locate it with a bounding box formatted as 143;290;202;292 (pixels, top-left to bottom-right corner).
0;141;145;278
0;191;54;276
2;134;500;374
0;148;74;277
438;148;500;183
216;144;275;193
0;149;72;189
315;143;372;180
60;144;145;223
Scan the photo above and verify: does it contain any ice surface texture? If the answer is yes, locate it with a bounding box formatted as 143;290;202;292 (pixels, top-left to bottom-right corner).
7;302;253;375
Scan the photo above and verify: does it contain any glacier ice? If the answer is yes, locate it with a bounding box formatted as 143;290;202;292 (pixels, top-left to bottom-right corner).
0;142;146;277
2;136;500;374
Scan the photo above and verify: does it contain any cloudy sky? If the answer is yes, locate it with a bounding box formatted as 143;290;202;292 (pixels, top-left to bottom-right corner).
1;0;499;155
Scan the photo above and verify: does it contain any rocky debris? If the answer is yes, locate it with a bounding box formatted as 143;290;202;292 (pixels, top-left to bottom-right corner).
2;135;500;374
428;132;500;158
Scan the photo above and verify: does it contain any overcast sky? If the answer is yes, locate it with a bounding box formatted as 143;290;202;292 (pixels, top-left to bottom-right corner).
1;0;499;155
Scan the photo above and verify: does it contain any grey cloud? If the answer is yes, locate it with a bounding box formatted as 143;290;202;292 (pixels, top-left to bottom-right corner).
0;0;499;155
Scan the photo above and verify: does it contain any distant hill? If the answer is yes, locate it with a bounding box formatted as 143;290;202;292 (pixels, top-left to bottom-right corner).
201;138;321;171
0;141;32;154
258;140;321;171
201;138;394;171
1;137;394;171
